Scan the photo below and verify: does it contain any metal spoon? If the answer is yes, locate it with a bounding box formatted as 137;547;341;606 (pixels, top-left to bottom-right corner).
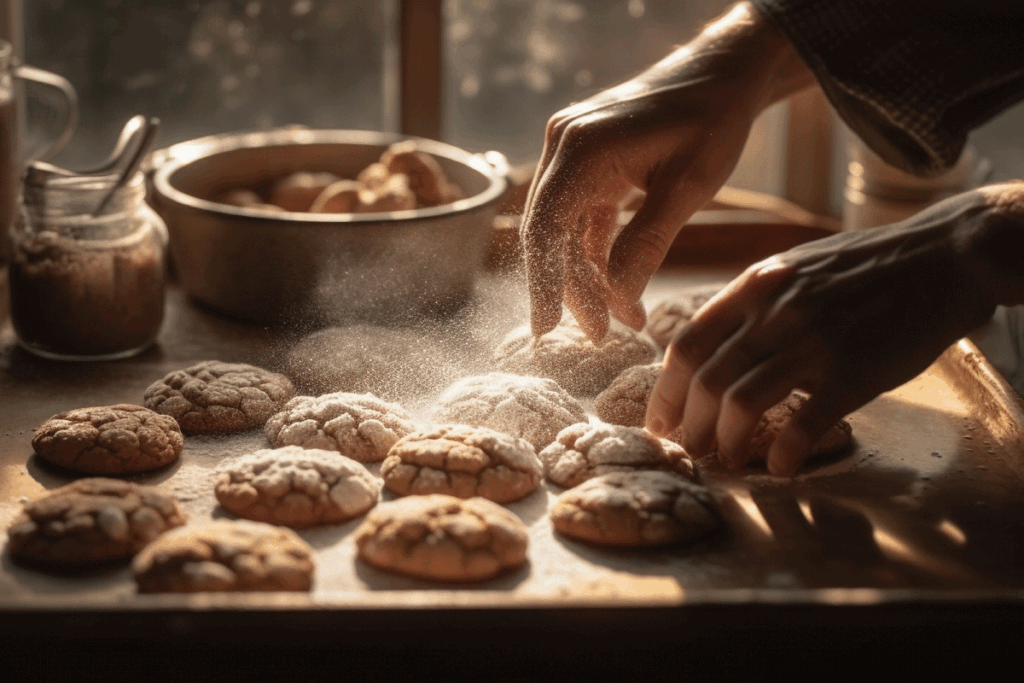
25;114;149;183
91;116;160;217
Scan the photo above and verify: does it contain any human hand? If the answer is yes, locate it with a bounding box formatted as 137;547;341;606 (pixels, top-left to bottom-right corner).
646;183;1024;476
520;2;814;341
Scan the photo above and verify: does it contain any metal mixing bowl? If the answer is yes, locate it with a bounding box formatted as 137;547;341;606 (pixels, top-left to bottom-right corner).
148;128;509;327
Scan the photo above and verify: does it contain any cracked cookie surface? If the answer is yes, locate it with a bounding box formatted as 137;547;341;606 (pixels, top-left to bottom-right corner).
32;404;184;474
7;478;187;566
354;494;529;581
381;424;541;504
644;285;723;349
432;372;586;451
265;392;416;462
215;446;380;527
539;423;694;489
131;519;315;593
143;361;295;434
494;316;658;396
749;392;854;462
550;471;718;546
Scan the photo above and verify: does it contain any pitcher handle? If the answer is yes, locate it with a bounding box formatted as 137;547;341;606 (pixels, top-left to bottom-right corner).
13;63;78;163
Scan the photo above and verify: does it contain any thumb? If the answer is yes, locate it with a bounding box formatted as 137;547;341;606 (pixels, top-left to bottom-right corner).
607;174;714;320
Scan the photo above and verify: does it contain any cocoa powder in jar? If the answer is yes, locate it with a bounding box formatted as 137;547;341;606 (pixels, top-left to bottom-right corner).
9;174;166;360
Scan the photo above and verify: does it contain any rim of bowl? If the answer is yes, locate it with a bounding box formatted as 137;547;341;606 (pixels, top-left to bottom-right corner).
150;128;509;223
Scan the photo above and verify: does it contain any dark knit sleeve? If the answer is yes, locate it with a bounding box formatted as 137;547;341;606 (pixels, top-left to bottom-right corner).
749;0;1024;176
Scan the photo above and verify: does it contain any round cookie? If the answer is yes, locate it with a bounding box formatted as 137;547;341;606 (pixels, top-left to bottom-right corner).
750;391;854;462
550;471;719;546
268;171;340;212
215;446;381;527
432;372;587;451
143;361;295;434
285;325;450;400
7;478;187;566
381;424;542;504
32;404;183;474
494;316;658;396
594;363;662;430
380;141;462;207
265;391;416;463
354;494;528;582
644;285;723;349
539;422;694;489
131;520;315;593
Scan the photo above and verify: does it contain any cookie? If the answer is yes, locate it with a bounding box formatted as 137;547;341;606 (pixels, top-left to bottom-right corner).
749;391;854;461
644;285;723;349
285;325;449;400
268;171;341;212
494;316;659;396
539;422;694;489
131;520;315;593
380;141;462;207
265;392;416;463
215;446;381;527
32;404;183;474
354;494;528;582
594;363;663;431
143;361;295;434
7;478;187;566
432;372;587;451
550;471;718;546
381;424;542;504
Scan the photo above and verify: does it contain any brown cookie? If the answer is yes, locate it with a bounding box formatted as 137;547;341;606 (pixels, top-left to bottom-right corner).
644;285;724;349
143;361;295;434
32;404;183;474
268;171;341;212
594;363;662;430
354;494;529;582
539;422;694;489
380;141;461;207
495;316;658;396
265;391;416;462
749;391;854;461
432;372;587;451
215;446;380;527
7;478;187;566
131;520;315;593
550;471;718;547
381;424;542;504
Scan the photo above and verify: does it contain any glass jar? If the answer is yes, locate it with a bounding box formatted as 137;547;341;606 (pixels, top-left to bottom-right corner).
8;171;167;360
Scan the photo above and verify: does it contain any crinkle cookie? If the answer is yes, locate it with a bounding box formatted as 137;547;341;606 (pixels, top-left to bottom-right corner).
494;316;658;396
432;372;587;451
144;361;295;434
354;494;528;582
131;520;315;593
550;471;718;547
644;285;723;349
265;392;416;463
381;424;542;504
285;325;449;400
594;364;685;444
540;423;694;489
215;446;381;527
32;404;183;474
7;478;187;566
749;391;854;462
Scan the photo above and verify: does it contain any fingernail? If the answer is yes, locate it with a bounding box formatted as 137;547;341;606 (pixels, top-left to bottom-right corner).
649;417;666;436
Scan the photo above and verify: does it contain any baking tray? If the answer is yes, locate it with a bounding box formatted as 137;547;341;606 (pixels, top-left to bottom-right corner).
1;269;1022;657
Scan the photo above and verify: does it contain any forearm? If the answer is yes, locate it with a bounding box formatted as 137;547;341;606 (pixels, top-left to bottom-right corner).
633;2;815;117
